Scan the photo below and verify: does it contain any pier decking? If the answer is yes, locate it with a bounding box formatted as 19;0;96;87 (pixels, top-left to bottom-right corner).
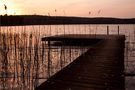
36;35;125;90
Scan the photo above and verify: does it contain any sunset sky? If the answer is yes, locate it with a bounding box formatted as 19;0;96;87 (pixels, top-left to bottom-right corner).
0;0;135;18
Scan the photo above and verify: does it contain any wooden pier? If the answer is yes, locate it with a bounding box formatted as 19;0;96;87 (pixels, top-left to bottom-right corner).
36;34;125;90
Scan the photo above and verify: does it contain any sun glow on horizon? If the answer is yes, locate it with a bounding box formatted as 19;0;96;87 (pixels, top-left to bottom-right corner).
0;0;135;18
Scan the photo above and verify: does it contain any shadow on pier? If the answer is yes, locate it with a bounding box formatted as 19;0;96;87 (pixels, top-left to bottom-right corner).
36;34;125;90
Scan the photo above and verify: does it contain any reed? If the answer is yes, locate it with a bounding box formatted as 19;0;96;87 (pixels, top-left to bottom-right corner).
0;29;42;89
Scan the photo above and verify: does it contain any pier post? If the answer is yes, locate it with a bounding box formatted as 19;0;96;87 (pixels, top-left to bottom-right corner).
118;26;120;35
60;46;63;69
107;26;109;35
69;47;72;62
47;41;51;78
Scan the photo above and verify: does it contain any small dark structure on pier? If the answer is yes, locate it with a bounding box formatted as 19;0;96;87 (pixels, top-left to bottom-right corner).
36;34;125;90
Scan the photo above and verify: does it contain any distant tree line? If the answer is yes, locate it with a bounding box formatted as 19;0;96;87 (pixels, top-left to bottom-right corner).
0;15;135;26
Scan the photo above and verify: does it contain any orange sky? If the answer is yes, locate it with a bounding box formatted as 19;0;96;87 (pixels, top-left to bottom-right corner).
0;0;135;18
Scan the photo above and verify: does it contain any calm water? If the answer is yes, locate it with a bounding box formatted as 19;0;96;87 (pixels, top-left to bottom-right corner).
0;24;135;90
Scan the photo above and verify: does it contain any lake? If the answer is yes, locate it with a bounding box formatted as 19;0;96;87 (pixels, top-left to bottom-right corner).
0;24;135;90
